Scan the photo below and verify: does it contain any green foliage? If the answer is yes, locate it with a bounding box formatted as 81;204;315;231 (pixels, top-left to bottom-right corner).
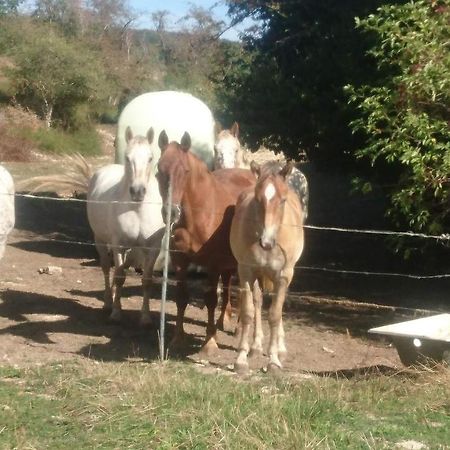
16;126;102;156
224;0;408;163
346;0;450;234
0;0;22;16
3;19;114;129
0;362;449;449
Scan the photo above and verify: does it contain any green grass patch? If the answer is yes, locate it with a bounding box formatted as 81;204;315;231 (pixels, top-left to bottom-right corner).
16;126;102;157
0;362;448;449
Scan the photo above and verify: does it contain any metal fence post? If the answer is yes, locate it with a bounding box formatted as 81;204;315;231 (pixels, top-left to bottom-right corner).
159;181;172;362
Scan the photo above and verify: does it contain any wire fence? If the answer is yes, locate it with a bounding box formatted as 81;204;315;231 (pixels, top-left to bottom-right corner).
2;189;449;360
3;191;450;280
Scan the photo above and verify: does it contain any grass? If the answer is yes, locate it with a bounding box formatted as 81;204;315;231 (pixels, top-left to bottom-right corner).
16;126;103;157
0;361;448;449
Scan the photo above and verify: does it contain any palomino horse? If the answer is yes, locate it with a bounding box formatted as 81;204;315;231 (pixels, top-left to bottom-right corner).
214;122;309;220
0;165;15;260
156;130;255;354
116;91;215;170
230;161;305;373
87;127;165;324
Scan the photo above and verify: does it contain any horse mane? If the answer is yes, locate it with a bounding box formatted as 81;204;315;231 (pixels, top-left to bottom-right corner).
240;145;286;169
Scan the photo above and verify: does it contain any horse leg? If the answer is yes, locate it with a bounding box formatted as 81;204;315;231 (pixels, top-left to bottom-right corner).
201;271;220;356
278;318;287;360
249;280;264;357
96;242;112;311
267;271;291;371
110;251;126;322
141;230;165;327
170;262;190;349
217;271;233;332
234;266;255;374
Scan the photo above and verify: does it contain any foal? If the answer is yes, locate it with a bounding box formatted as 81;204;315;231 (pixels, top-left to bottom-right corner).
230;161;305;372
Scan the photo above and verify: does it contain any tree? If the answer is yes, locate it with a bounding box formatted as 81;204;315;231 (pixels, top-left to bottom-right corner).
0;0;22;16
223;0;409;164
346;0;450;235
5;19;112;129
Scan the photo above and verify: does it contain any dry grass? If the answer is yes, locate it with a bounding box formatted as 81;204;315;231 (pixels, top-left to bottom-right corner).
0;360;448;449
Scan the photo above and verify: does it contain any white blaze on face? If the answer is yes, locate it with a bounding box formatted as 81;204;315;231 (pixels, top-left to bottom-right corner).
264;182;276;202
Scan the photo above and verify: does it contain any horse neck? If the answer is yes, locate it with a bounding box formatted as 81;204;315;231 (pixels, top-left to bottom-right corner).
182;154;216;219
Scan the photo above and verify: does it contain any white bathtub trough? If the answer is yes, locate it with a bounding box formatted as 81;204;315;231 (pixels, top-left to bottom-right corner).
369;313;450;366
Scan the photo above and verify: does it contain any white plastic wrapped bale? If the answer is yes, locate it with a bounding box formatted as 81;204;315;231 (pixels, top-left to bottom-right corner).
0;165;15;260
115;91;216;170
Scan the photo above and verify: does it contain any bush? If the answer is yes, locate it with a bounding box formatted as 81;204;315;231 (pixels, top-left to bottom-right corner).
346;0;450;235
16;126;102;157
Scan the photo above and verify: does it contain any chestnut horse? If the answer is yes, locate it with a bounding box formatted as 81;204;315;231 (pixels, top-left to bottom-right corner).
230;161;305;373
156;130;255;354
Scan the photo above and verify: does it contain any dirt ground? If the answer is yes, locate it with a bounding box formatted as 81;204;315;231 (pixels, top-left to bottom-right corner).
0;226;404;374
1;125;448;376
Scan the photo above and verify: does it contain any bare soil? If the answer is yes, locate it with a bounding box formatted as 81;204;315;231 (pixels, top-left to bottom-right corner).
0;227;404;374
0;121;448;376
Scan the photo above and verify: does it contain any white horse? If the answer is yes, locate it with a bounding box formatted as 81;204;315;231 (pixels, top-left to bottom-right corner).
0;165;15;260
214;122;309;220
116;91;216;170
87;126;165;325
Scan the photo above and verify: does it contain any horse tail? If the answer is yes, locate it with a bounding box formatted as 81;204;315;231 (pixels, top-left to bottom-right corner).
18;153;93;193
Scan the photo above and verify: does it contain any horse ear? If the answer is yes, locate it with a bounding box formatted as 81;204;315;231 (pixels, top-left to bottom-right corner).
180;132;191;152
250;160;261;178
125;126;133;144
231;122;239;138
280;161;295;179
146;127;154;145
158;130;169;151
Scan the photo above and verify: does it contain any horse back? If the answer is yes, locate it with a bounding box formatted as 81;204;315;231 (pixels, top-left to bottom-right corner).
212;168;255;200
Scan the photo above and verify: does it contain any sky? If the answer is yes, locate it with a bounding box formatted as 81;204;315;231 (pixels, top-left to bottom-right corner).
129;0;250;41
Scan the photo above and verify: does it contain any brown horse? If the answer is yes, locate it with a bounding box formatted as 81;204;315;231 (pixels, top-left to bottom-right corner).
230;161;305;373
157;130;256;354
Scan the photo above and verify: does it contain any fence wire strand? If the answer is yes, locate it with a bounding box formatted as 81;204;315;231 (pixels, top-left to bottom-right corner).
3;191;450;281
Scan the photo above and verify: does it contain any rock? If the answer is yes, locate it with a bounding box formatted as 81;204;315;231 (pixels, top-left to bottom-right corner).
38;266;63;275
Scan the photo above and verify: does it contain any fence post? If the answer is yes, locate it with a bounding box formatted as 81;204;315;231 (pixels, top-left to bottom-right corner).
159;181;172;362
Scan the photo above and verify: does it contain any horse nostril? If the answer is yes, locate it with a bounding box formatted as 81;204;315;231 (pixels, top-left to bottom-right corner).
259;237;274;251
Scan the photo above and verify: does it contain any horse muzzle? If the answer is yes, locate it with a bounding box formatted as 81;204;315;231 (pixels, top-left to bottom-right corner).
129;185;147;202
162;203;181;225
259;236;275;251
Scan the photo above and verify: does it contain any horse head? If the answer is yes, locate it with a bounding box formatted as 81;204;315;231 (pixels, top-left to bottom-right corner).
157;129;192;225
124;126;155;202
214;122;241;169
251;160;295;250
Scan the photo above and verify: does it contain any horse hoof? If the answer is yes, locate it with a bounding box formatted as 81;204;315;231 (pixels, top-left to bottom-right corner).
169;335;186;351
267;362;282;373
249;347;263;358
234;361;249;375
217;317;232;333
200;338;219;357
